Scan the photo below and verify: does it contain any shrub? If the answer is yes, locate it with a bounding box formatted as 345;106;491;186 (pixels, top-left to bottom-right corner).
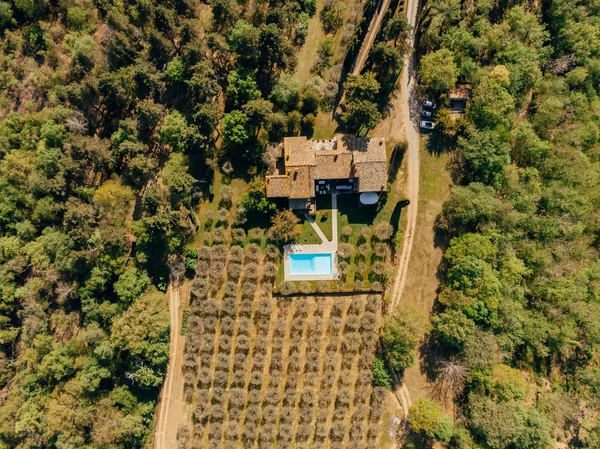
408;399;454;442
260;424;276;443
374;222;394;241
371;281;383;292
198;245;211;260
331;301;346;317
236;335;251;353
241;282;257;298
211;387;226;404
221;297;237;315
245;405;261;423
339;242;355;259
360;226;372;240
373;242;387;259
229;245;243;262
265;244;280;260
242;424;257;444
248;227;264;241
243;262;260;280
220;317;235;335
237;316;251;335
212;226;227;243
247;390;261;404
342;332;361;353
297;424;312;441
224;422;239;441
330;421;347;441
216;208;229;224
345;315;361;333
279;281;297;295
262;262;277;280
278;424;293;441
371;356;393;389
328;317;344;335
358;243;371;257
262;405;278;423
190;279;209;302
211;244;228;261
219;184;234;207
245;243;261;261
299;281;312;294
249;371;263;389
226;262;241;280
263;389;281;405
195;260;209;277
270;353;283;370
239;298;253;316
342;225;353;240
219;335;232;353
223;281;237;297
362;331;379;351
231;370;245;387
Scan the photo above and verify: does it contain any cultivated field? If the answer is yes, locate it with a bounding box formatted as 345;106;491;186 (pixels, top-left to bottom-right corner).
179;239;387;448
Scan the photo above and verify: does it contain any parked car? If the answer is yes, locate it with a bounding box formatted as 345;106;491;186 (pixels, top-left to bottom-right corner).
420;120;435;130
421;110;433;118
423;100;437;109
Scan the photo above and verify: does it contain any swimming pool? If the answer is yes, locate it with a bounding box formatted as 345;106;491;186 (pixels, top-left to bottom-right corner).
289;253;333;276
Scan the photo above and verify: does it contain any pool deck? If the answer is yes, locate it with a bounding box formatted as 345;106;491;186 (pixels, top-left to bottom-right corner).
284;194;339;281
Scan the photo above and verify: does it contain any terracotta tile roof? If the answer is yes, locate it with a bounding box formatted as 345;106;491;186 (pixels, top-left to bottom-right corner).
314;152;354;179
284;137;314;166
356;161;387;192
266;175;291;197
288;165;314;199
266;134;387;199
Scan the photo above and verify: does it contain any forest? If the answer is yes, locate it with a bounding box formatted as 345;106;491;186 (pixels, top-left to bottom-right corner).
0;0;409;445
414;0;600;448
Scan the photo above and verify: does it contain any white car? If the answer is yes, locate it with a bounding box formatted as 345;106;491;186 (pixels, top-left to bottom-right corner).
423;100;437;109
420;120;435;130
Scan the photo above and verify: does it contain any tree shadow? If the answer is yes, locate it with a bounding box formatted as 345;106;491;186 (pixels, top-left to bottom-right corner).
388;141;407;184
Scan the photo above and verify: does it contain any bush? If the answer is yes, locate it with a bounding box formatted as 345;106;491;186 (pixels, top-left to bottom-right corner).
408;399;453;442
216;208;229;224
231;227;245;242
229;245;243;262
219;185;234;208
227;262;241;280
243;262;260;280
299;281;312;294
195;260;209;277
245;243;261;261
212;226;227;243
360;226;372;240
239;282;254;299
371;356;393;389
374;222;394;241
279;281;297;295
248;227;264;241
262;262;277;280
198;245;211;260
265;244;280;260
211;244;228;261
339;242;355;259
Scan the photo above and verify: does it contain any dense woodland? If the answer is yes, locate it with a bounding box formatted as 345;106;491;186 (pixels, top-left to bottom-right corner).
415;0;600;448
0;0;412;445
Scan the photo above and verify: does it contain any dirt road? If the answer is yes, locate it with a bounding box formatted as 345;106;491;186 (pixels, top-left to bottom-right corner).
389;0;420;311
153;284;186;449
351;0;392;76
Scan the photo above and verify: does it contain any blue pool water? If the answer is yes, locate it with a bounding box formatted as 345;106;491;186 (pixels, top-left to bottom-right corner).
289;253;333;276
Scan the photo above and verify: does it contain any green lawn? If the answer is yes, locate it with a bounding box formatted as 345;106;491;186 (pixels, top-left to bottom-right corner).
297;217;322;244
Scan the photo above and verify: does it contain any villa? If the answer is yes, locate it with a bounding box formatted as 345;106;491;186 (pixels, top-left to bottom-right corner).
266;134;387;212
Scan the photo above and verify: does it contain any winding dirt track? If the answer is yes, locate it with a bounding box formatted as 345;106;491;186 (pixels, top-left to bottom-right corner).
351;0;393;76
389;0;420;311
387;0;421;432
153;284;184;449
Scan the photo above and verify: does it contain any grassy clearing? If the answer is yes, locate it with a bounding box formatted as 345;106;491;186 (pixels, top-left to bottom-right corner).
399;138;452;405
297;217;323;244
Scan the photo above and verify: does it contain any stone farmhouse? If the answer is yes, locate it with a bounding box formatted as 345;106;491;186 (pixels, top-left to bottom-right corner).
266;134;387;212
